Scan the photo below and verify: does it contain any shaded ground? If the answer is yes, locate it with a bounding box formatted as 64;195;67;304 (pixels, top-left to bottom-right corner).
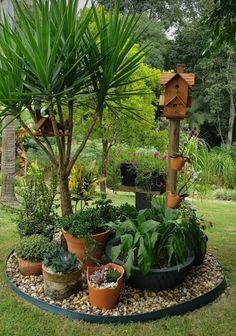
0;195;236;336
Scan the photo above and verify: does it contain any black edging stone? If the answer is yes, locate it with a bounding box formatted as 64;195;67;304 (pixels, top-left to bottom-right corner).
4;253;226;325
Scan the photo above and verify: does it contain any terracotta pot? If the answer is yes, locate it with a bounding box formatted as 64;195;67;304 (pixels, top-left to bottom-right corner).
42;264;82;300
167;192;182;208
170;156;188;171
87;263;124;309
62;229;111;265
18;258;42;276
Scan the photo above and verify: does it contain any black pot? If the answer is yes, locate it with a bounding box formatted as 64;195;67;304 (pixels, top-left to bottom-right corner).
105;238;194;291
137;171;166;192
120;163;137;187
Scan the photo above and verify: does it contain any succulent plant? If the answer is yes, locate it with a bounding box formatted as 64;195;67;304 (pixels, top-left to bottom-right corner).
43;245;80;274
89;267;121;285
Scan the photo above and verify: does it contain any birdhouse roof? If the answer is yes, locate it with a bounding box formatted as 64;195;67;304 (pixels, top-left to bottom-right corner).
165;95;186;106
160;73;195;87
34;117;48;131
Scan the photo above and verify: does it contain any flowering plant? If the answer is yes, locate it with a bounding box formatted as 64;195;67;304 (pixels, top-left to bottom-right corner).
172;128;198;159
177;170;199;197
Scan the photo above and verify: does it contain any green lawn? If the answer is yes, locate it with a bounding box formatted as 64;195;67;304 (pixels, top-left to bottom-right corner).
0;196;236;336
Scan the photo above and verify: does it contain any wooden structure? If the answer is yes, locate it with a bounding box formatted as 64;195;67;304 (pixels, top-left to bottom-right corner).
160;65;195;203
117;185;160;211
34;110;69;137
160;64;195;120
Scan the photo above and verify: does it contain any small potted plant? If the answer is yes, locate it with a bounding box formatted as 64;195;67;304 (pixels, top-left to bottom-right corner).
60;199;118;265
87;263;124;309
135;151;167;192
120;162;137;187
42;246;82;299
167;170;199;208
170;153;189;171
166;191;183;208
16;235;52;275
169;128;197;171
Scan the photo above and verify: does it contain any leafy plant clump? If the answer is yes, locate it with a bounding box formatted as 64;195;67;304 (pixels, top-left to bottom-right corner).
43;246;80;274
58;199;127;238
107;197;210;277
16;235;52;262
17;163;58;240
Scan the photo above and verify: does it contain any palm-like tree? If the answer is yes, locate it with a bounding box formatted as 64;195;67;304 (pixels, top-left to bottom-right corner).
0;0;146;215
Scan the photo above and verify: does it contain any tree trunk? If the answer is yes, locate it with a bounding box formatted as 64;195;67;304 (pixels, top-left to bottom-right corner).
100;140;109;193
59;173;73;216
226;90;235;146
0;116;17;204
0;1;17;205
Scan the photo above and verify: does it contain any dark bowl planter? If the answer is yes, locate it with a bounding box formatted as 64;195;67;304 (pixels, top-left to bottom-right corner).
105;238;194;291
120;163;137;187
193;235;208;266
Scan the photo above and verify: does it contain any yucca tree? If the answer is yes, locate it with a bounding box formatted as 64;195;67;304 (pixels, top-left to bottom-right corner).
0;0;146;215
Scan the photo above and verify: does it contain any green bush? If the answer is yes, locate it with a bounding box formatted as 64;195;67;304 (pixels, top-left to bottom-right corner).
18;162;58;240
213;188;236;201
15;235;52;262
43;246;80;274
59;199;120;237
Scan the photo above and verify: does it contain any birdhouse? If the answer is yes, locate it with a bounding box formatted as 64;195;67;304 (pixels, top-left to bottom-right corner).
160;65;195;120
34;110;69;137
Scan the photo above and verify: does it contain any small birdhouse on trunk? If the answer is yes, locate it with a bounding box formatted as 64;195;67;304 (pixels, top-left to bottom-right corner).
34;109;69;137
160;64;195;120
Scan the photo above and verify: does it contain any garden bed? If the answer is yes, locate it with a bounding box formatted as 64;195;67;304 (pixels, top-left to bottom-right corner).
5;252;225;323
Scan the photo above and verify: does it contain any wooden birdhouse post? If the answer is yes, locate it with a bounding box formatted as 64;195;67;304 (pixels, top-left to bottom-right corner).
160;65;195;206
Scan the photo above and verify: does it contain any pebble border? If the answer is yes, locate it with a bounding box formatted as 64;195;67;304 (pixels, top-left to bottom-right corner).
4;252;226;324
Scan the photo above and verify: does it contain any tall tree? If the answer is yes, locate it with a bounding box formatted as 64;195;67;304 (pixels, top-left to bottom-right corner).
97;0;213;30
204;0;236;50
0;0;147;215
0;0;17;204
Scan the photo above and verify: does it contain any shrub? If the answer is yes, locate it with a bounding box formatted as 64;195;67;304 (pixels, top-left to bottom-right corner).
43;246;80;274
59;199;120;237
15;235;52;262
213;188;236;201
18;162;58;239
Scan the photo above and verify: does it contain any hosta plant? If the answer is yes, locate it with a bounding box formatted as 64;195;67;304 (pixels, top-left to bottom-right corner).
106;211;161;277
107;197;210;277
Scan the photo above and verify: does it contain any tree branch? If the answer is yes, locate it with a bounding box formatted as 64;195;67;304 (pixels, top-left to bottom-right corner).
65;100;74;168
48;103;64;169
66;111;99;176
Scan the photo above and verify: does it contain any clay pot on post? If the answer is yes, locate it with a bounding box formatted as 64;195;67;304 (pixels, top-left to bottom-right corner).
18;259;42;276
87;263;124;309
62;229;111;266
170;155;189;171
167;192;182;208
42;264;82;300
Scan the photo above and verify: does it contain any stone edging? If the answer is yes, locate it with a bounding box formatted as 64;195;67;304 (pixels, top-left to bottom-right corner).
4;252;226;324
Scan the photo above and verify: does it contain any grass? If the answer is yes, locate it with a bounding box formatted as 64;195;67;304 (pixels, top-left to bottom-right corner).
0;196;236;336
